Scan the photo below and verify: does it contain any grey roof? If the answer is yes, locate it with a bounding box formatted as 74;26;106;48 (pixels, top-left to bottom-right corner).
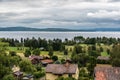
14;71;23;76
97;56;110;60
46;63;78;74
29;55;43;60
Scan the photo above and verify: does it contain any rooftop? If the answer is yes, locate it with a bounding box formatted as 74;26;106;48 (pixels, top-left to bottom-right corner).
97;56;110;61
13;71;23;76
46;63;78;74
41;59;53;64
95;66;120;80
29;55;43;60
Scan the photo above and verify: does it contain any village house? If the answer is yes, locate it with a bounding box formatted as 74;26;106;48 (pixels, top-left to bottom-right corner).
13;71;23;80
97;56;110;64
97;56;110;61
29;55;44;64
45;63;79;80
29;55;54;66
94;65;120;80
12;65;24;79
41;59;54;67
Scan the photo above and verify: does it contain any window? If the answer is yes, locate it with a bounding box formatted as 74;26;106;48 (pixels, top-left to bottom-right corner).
68;74;72;77
58;74;62;77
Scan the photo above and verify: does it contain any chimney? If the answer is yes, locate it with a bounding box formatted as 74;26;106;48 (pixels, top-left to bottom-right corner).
64;61;70;67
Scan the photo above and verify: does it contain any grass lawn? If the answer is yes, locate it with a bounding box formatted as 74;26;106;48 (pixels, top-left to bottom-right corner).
54;51;65;60
54;51;72;60
40;51;72;60
8;47;29;53
101;52;110;57
79;44;87;47
65;45;74;51
40;51;49;56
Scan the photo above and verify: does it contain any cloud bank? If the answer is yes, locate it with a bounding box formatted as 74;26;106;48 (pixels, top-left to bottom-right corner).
0;0;120;29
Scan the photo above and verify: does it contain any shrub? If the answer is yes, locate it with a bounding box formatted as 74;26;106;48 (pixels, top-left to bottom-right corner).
34;71;45;79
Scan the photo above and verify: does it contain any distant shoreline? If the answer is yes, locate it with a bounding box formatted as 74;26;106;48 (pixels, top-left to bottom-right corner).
0;27;120;32
0;31;120;32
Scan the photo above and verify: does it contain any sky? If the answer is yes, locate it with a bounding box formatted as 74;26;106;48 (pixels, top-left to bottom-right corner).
0;0;120;29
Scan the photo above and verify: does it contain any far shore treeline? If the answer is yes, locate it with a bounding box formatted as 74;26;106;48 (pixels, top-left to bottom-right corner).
1;36;120;51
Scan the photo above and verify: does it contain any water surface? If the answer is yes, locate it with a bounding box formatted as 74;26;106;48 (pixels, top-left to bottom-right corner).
0;31;119;40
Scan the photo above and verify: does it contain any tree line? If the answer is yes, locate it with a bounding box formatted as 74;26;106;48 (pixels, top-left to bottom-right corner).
1;36;120;50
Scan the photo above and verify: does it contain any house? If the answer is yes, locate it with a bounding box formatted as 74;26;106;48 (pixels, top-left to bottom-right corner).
29;55;44;64
45;63;79;80
94;65;120;80
41;59;54;67
97;56;110;64
13;71;23;79
97;56;110;61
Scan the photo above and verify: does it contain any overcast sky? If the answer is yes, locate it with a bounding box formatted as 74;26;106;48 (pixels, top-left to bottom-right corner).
0;0;120;29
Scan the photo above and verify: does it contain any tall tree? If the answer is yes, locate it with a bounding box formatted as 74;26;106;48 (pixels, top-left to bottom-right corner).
74;45;83;54
48;46;53;58
32;49;40;56
3;74;15;80
111;44;120;67
64;49;68;55
24;49;31;57
19;60;36;73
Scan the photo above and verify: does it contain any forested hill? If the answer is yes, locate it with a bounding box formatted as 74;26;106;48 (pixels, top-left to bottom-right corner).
0;27;120;31
0;27;76;31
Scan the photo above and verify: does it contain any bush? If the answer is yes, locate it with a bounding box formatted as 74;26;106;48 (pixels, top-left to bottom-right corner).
9;51;16;56
54;60;61;64
112;58;120;67
61;59;65;64
24;49;31;57
19;60;36;73
3;74;16;80
35;64;42;71
52;56;58;61
34;71;45;79
32;49;40;56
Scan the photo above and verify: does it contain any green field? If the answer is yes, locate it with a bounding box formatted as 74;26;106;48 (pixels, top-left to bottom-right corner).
65;45;74;51
8;47;29;53
40;51;72;60
7;47;72;60
101;52;110;57
7;44;111;60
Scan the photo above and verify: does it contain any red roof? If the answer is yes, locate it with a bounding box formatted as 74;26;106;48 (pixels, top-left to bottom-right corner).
95;66;120;80
41;59;53;64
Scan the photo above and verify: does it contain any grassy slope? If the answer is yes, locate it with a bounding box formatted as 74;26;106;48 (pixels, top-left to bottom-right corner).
101;52;110;57
41;51;72;60
8;47;29;53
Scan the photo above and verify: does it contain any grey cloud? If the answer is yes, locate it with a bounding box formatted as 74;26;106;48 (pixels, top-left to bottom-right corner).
109;0;120;2
0;0;120;29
